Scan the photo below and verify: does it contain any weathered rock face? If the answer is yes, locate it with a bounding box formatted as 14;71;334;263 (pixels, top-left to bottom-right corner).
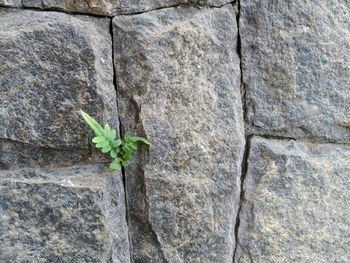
235;137;350;263
0;9;117;168
241;0;350;142
114;4;244;262
0;139;90;170
0;0;20;7
22;0;232;16
2;0;349;262
0;165;130;263
22;0;114;16
0;10;130;262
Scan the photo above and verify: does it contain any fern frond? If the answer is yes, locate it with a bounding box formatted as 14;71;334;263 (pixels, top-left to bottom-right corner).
80;110;150;170
80;110;104;136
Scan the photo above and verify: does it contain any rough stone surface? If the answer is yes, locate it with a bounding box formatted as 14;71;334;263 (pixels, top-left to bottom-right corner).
241;0;350;142
0;9;117;153
0;0;21;7
114;4;244;262
0;139;91;170
0;165;130;263
22;0;114;15
235;137;350;263
22;0;232;16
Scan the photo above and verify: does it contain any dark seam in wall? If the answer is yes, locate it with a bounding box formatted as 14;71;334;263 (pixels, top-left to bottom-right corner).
0;138;89;152
248;133;350;146
114;1;235;16
0;5;109;18
109;18;133;262
233;0;248;261
233;135;252;262
1;1;236;18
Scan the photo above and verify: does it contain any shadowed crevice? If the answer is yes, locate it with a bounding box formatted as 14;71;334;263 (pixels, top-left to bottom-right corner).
247;132;350;146
110;18;133;262
1;1;237;18
233;0;248;261
233;135;251;262
0;4;109;17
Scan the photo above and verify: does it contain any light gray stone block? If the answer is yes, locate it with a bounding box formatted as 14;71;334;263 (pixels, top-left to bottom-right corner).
0;165;130;263
114;4;244;262
0;9;117;168
241;0;350;142
235;137;350;263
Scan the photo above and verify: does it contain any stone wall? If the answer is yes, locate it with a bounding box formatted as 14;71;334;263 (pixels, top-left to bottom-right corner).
0;0;349;262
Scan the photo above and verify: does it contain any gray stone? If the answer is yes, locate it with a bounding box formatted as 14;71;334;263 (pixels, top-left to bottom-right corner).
0;9;117;166
0;165;130;262
110;0;232;15
22;0;114;15
0;139;91;170
241;0;350;142
113;4;244;262
22;0;232;16
235;137;350;263
0;0;21;7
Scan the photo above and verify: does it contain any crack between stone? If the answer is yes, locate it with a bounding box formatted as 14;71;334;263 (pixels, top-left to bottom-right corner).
114;1;235;16
250;133;350;146
109;18;133;262
0;138;89;152
233;134;251;262
2;1;236;18
112;60;166;261
232;0;248;261
0;5;109;18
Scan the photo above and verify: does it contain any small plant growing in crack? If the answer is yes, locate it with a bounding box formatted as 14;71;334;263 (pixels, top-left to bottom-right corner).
80;110;149;170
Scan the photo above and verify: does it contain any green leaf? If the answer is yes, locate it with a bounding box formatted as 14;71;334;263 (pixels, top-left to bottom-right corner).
129;141;138;150
123;143;133;152
101;145;112;153
109;161;121;170
121;160;128;167
110;150;117;158
123;132;131;142
112;139;122;148
102;125;117;141
122;151;132;161
92;136;105;143
80;110;104;136
102;128;110;139
130;136;150;145
96;141;109;148
80;112;150;170
104;124;111;132
122;145;135;157
109;129;117;141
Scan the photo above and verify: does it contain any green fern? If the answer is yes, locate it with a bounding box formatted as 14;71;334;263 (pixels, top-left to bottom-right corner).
81;110;150;170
